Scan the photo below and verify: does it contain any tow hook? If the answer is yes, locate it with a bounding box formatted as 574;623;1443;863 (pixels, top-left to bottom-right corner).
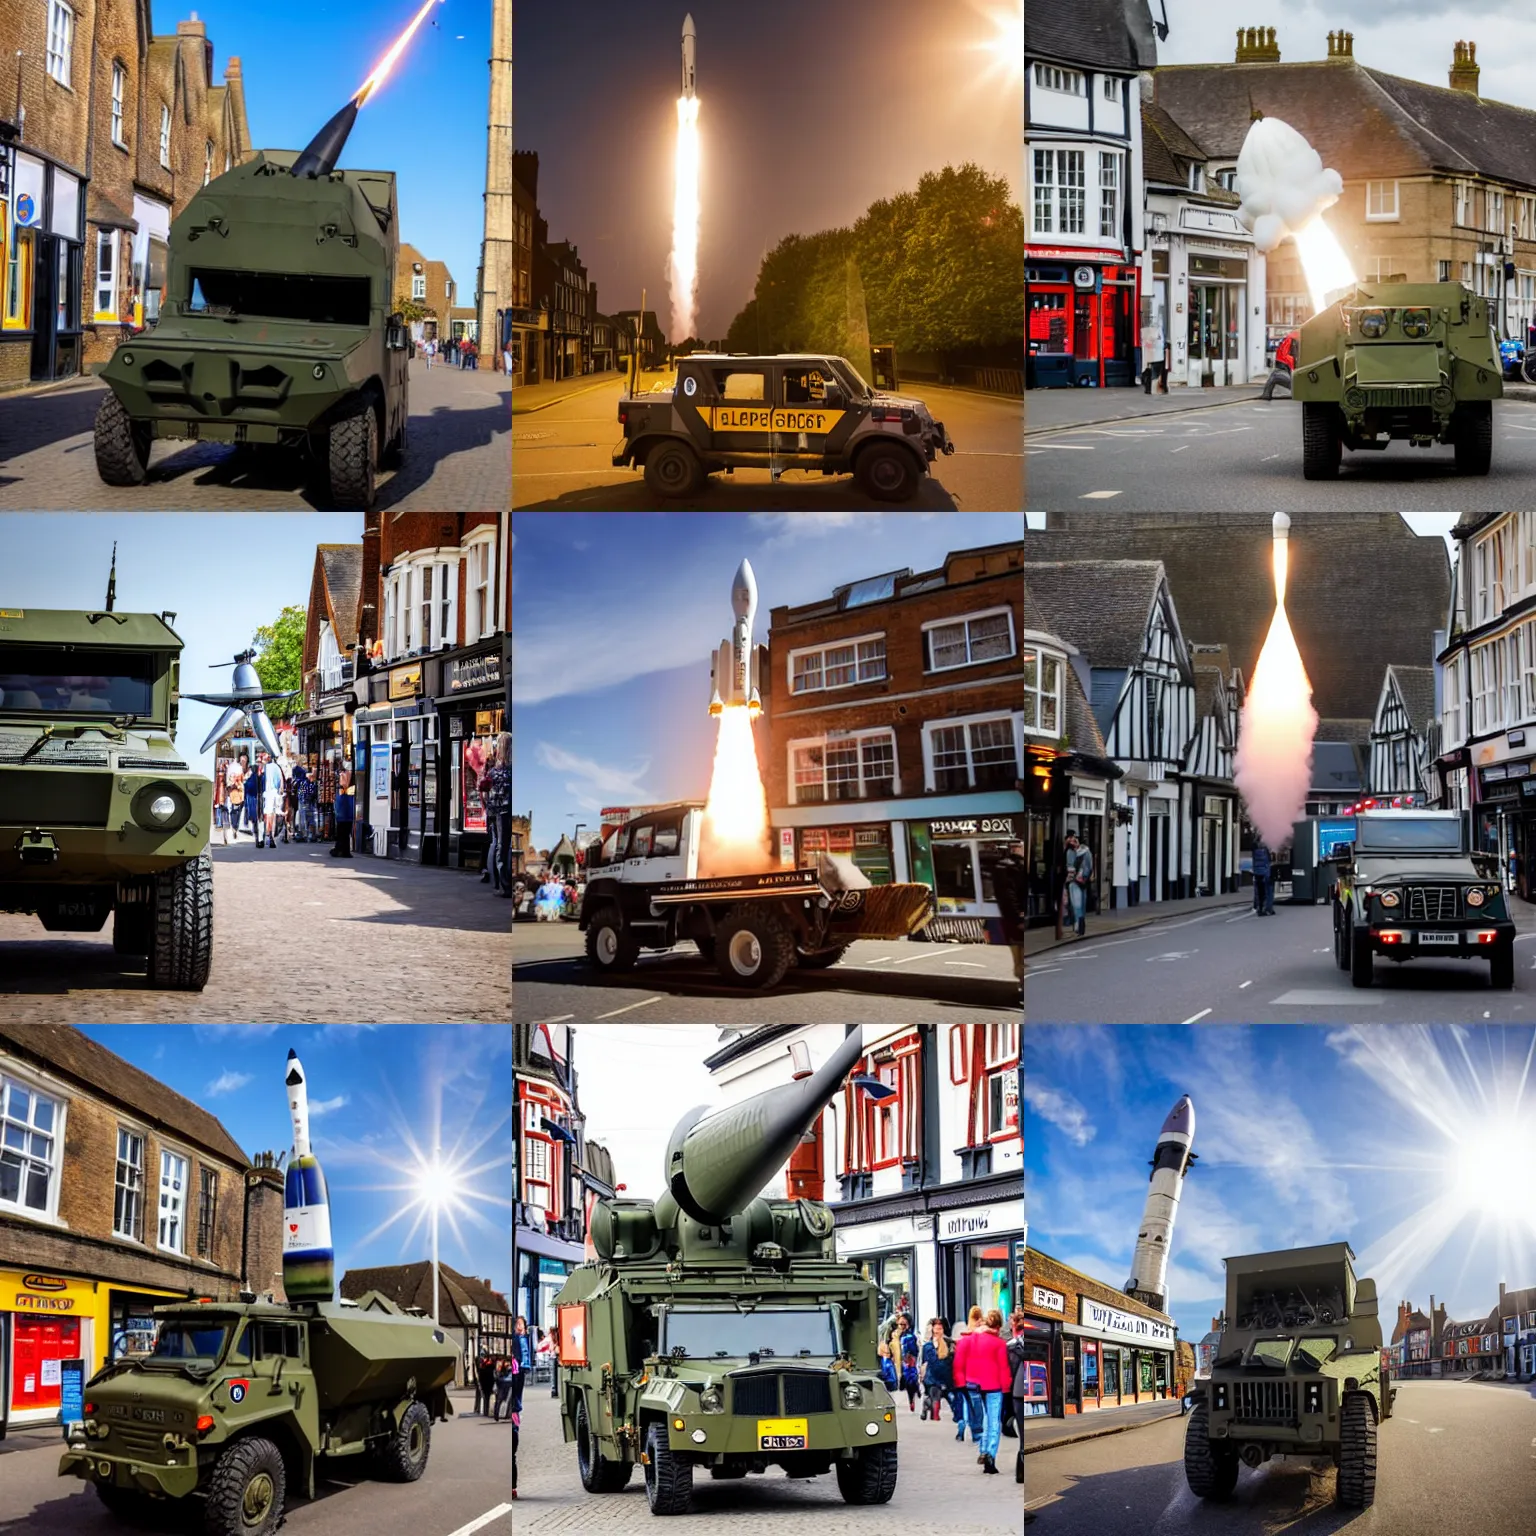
16;829;59;866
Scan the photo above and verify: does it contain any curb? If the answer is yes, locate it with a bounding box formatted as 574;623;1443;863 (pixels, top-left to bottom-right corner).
1025;392;1266;438
512;378;619;416
1026;895;1250;958
909;381;1025;404
1023;1408;1184;1455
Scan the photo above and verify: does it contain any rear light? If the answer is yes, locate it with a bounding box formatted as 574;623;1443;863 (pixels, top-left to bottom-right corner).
1377;930;1404;944
84;1401;95;1415
196;1415;216;1437
1475;930;1499;944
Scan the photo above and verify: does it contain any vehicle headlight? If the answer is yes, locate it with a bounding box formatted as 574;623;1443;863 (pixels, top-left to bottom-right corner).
120;351;135;367
841;1383;862;1408
1402;309;1432;338
864;1421;880;1436
1345;387;1367;410
1359;309;1389;338
1378;890;1400;908
1432;386;1454;410
690;1428;707;1444
1466;886;1486;907
130;783;191;833
313;364;327;380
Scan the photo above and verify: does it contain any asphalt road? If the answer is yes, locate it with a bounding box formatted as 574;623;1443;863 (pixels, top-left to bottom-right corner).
1025;900;1536;1024
513;920;1022;1024
1023;1379;1536;1536
1024;394;1536;511
0;1391;511;1536
512;378;1024;510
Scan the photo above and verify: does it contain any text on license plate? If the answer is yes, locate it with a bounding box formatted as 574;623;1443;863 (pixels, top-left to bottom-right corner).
1419;932;1458;945
757;1417;808;1449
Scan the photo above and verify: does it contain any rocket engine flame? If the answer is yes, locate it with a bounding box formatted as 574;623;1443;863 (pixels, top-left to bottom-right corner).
698;707;773;877
670;94;701;344
355;0;441;105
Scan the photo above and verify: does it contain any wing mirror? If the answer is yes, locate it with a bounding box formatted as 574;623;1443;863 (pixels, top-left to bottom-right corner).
823;384;847;408
387;314;411;353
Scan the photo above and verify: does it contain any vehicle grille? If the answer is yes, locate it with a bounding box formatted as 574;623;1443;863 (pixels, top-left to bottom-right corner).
1407;886;1459;922
1231;1379;1298;1425
104;1421;179;1459
731;1375;780;1417
116;757;187;771
730;1372;832;1417
1363;387;1432;408
0;734;110;767
0;770;111;824
781;1372;833;1416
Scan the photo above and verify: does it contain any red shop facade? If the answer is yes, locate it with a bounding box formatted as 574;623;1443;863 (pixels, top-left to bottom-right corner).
1027;247;1141;390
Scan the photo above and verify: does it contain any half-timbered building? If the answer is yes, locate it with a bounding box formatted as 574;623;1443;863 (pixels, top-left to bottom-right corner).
1369;664;1437;801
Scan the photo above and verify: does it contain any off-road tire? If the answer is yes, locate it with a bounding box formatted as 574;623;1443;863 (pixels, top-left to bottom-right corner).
94;393;152;487
585;905;639;973
643;1421;693;1515
373;1400;432;1482
329;407;378;510
1302;402;1342;480
577;1397;634;1492
149;852;213;991
1336;1393;1377;1509
1183;1401;1239;1500
203;1435;286;1536
714;904;796;989
382;384;409;470
1453;401;1493;476
1332;904;1349;971
854;442;919;502
1350;923;1374;989
836;1443;898;1505
796;943;849;969
113;898;154;957
644;441;704;498
1490;942;1515;990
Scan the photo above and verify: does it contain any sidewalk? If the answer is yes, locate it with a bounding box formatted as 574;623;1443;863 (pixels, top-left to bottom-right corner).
1025;382;1266;436
1023;1400;1185;1454
1026;890;1248;958
511;371;621;415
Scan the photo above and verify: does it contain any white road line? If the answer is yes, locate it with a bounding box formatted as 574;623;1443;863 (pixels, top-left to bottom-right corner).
1181;1009;1212;1024
943;960;988;968
1026;966;1063;977
1270;989;1384;1006
863;955;894;965
1224;911;1253;923
1169;444;1190;453
1239;980;1252;988
594;997;662;1019
892;952;943;965
1261;453;1280;461
1026;441;1095;450
444;1507;514;1536
1081;490;1121;499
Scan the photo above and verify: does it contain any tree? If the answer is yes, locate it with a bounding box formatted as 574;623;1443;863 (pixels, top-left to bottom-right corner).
394;293;432;325
250;606;307;724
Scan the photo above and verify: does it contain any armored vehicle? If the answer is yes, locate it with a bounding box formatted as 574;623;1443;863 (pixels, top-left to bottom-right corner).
60;1292;456;1536
1293;281;1501;479
554;1028;899;1514
613;353;955;501
0;596;213;988
1185;1242;1392;1509
93;117;410;510
1329;809;1514;989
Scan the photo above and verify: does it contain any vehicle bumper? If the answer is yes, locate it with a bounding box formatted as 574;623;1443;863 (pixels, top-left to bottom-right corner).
59;1446;200;1498
665;1412;898;1459
1368;921;1515;958
612;437;632;467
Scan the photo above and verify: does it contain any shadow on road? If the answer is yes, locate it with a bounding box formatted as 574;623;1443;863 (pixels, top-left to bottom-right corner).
517;474;960;511
0;382;104;460
381;390;511;508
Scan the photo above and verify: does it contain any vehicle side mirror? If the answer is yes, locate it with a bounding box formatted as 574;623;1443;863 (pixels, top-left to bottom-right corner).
387;314;410;353
824;384;847;408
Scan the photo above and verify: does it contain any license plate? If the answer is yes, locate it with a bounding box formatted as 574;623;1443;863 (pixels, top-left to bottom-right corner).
757;1417;808;1450
1419;932;1458;945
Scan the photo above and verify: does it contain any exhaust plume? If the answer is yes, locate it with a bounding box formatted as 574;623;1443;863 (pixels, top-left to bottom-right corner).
698;707;773;876
670;93;701;344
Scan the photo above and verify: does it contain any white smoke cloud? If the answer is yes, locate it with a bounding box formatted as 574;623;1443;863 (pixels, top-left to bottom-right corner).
1235;116;1344;254
1235;604;1319;847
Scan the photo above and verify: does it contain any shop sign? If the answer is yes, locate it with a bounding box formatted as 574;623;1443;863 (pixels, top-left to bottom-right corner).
930;815;1023;839
939;1203;1019;1241
1078;1297;1174;1347
388;664;423;701
22;1273;68;1292
447;648;504;694
14;1292;76;1311
1032;1284;1065;1313
779;828;796;868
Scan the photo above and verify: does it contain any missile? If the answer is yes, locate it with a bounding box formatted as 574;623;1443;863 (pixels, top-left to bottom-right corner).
290;97;360;179
282;1049;335;1302
682;12;697;99
709;558;762;717
1271;512;1292;605
1124;1094;1196;1314
1272;511;1291;542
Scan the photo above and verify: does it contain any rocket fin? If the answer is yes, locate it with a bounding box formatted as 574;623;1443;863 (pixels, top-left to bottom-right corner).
198;706;245;755
251;708;283;759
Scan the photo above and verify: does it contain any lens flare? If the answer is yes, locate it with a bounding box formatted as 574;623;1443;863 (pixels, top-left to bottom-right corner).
1294;216;1358;315
698;707;772;877
355;0;441;106
670;94;701;343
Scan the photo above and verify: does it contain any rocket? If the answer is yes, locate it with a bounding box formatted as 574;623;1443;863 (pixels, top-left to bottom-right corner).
183;649;298;759
709;558;763;717
1271;512;1291;604
1124;1094;1196;1313
282;1049;336;1303
682;12;697;99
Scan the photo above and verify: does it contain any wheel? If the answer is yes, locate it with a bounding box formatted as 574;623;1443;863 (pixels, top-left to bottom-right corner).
1490;942;1515;990
835;1442;898;1505
1453;401;1492;475
854;442;919;502
148;852;213;991
576;1397;633;1492
713;905;796;989
328;407;378;509
796;944;849;969
94;392;152;487
584;905;639;972
644;441;704;498
642;1420;693;1515
113;898;153;957
372;1400;431;1482
203;1435;286;1536
1336;1393;1377;1508
1349;922;1374;989
1183;1401;1239;1500
1302;402;1341;480
1332;904;1349;971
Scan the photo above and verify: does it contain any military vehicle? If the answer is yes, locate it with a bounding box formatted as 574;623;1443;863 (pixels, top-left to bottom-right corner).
1185;1242;1392;1509
59;1291;457;1536
1293;281;1501;479
612;353;955;501
0;574;214;988
93;104;411;510
554;1028;899;1514
1329;809;1514;989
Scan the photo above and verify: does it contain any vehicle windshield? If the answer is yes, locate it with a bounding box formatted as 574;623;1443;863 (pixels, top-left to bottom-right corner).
0;646;157;714
150;1322;230;1366
1354;817;1465;853
187;269;371;326
660;1307;839;1360
1294;1337;1339;1369
829;358;873;399
1245;1337;1294;1370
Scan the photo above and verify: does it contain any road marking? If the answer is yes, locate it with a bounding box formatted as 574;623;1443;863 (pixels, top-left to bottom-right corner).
1270;989;1384;1006
1240;980;1252;988
863;955;893;965
1261;453;1280;461
444;1507;514;1536
1081;490;1121;499
1169;444;1190;453
1148;951;1198;962
1026;966;1063;977
892;952;944;965
1026;441;1095;450
1224;911;1253;923
594;997;662;1019
943;960;988;968
1181;1009;1212;1023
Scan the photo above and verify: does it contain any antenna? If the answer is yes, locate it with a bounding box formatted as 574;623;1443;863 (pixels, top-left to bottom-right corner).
105;543;117;613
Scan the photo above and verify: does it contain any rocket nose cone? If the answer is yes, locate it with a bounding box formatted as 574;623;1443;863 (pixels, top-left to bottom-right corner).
731;559;758;616
1272;512;1291;537
287;1049;298;1060
1162;1094;1194;1138
683;12;696;35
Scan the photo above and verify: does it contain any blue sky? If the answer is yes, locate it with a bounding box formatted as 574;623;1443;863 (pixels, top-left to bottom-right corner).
78;1025;511;1298
170;0;490;305
510;511;1022;851
1025;1024;1536;1344
2;512;360;777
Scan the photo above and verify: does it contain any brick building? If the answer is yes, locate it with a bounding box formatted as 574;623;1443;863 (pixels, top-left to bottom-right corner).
0;1023;284;1430
396;241;457;343
536;231;589;380
340;1262;512;1388
475;0;511;368
764;541;1026;939
0;3;250;389
509;151;544;385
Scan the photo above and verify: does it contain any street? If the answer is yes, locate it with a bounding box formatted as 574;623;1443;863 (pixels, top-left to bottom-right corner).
512;377;1024;510
0;1391;511;1536
1023;1380;1536;1536
516;1374;1021;1534
0;839;512;1024
1025;900;1536;1024
0;366;510;511
1024;393;1536;511
513;920;1021;1023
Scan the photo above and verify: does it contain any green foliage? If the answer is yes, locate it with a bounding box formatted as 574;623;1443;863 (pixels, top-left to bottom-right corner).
394;293;431;325
251;606;307;724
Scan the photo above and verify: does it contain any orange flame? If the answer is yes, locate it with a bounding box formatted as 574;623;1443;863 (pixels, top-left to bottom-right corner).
355;0;440;106
698;707;774;877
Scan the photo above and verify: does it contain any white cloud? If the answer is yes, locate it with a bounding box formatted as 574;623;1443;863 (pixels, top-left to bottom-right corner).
206;1070;252;1096
308;1094;349;1117
1023;1079;1096;1146
748;511;861;549
534;742;654;813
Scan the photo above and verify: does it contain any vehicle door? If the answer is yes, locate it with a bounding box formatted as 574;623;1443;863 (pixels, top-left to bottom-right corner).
621;811;688;885
695;365;773;454
773;362;846;462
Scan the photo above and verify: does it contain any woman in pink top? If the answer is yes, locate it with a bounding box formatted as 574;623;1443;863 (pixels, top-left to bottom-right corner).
953;1308;1011;1474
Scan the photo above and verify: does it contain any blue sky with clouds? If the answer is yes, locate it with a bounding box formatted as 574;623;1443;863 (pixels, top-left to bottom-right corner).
1025;1024;1536;1344
77;1025;511;1298
510;511;1022;850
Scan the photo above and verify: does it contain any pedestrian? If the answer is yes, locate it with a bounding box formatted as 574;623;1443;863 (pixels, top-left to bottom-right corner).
291;762;314;842
503;341;513;377
466;337;478;371
510;1366;520;1501
954;1308;1010;1475
223;755;245;845
995;836;1027;1005
330;766;355;858
1140;313;1166;394
919;1318;955;1423
1063;831;1093;937
1261;329;1298;401
424;335;435;370
260;750;285;849
480;733;512;896
1007;1314;1028;1483
281;758;298;843
1251;838;1274;916
476;1352;496;1417
512;1316;532;1416
494;1356;514;1421
954;1305;986;1446
877;1337;898;1394
899;1319;920;1413
242;752;262;843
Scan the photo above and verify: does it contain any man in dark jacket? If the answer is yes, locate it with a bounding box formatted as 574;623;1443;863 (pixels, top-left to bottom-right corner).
1008;1312;1027;1486
995;838;1027;1005
1252;840;1274;915
1262;329;1298;400
476;1353;496;1417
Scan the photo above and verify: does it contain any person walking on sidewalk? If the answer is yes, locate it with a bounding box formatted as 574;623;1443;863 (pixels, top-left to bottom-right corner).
1008;1312;1028;1484
509;1358;520;1500
476;1353;496;1417
512;1317;532;1417
899;1319;920;1413
1140;315;1167;394
955;1309;1010;1474
1251;839;1275;915
330;767;355;858
1063;832;1093;937
919;1318;959;1423
1261;329;1298;401
954;1306;985;1444
494;1357;514;1421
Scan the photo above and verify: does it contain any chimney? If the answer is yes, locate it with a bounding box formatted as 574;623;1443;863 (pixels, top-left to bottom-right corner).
1326;30;1354;59
1450;40;1480;95
1235;26;1280;63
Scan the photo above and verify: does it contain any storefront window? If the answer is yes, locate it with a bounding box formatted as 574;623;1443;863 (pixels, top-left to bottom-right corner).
934;840;976;903
1081;1342;1098;1393
6;225;33;330
968;1242;1012;1319
1140;1354;1155;1393
1028;290;1071;356
1102;1350;1119;1398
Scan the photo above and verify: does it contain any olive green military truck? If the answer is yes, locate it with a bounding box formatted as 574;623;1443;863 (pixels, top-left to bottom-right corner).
0;605;213;987
1185;1242;1393;1510
1294;281;1501;479
555;1028;899;1515
60;1292;457;1536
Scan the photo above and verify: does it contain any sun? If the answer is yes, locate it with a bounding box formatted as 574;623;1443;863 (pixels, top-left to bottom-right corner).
1449;1115;1536;1218
978;4;1023;81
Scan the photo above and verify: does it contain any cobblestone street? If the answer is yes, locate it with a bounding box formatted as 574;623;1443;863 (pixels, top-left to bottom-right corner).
0;837;511;1023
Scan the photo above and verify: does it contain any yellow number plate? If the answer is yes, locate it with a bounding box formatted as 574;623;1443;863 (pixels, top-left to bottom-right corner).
757;1417;808;1449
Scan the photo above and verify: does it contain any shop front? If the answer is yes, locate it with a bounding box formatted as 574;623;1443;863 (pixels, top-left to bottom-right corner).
357;661;442;864
786;823;895;884
937;1200;1021;1327
1182;251;1250;388
1026;251;1140;390
834;1213;930;1332
1;1270;94;1429
436;641;508;872
1;146;85;388
906;812;1026;941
